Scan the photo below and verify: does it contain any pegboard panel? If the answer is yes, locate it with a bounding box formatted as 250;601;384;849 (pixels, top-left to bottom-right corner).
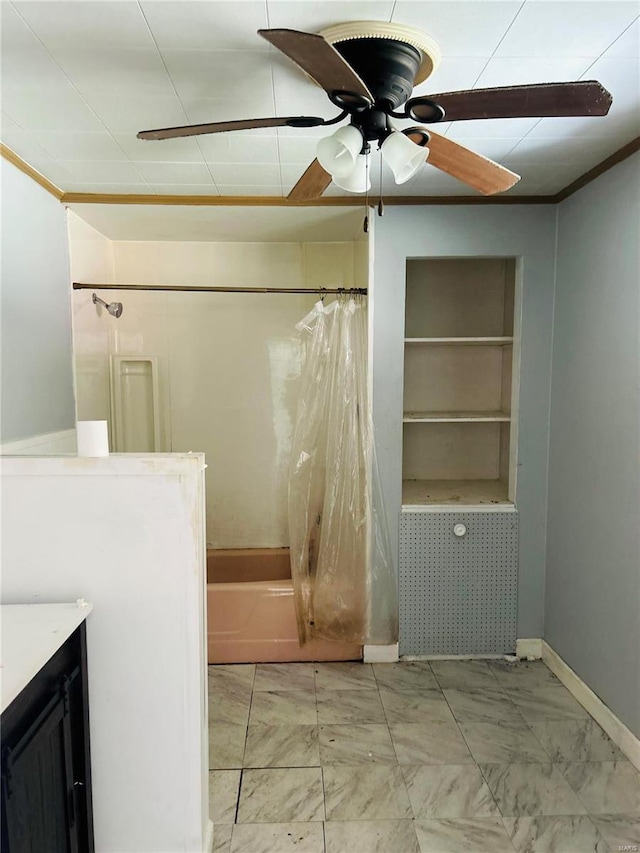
399;511;518;656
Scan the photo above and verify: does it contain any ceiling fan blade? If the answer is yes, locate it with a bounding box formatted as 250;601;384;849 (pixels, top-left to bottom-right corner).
288;159;332;202
413;81;612;122
259;28;373;104
422;131;520;195
138;115;325;140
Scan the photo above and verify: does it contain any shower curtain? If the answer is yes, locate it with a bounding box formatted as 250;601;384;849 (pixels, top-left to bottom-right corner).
288;294;398;646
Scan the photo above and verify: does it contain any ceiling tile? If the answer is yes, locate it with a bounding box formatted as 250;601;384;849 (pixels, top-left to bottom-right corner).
494;2;640;58
412;58;489;97
505;135;617;165
602;17;640;58
0;113;56;162
161;50;274;102
48;48;175;98
141;2;269;51
133;162;215;184
392;1;522;57
114;133;205;163
28;160;86;186
1;4;72;91
209;163;282;185
12;1;155;50
436;137;522;160
147;185;224;196
85;95;189;134
474;56;597;88
198;134;279;164
215;185;285;196
447;116;540;139
64;183;157;194
1;83;106;132
58;160;148;183
277;135;320;164
272;57;339;120
266;2;395;31
29;131;130;161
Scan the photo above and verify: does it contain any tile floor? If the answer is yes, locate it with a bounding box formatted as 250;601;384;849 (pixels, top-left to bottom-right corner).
208;659;640;852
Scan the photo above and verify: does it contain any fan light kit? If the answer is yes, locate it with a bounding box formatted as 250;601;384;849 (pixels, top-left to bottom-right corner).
137;20;613;201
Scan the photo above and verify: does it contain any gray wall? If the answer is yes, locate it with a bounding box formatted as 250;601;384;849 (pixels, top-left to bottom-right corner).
372;205;557;638
546;153;640;737
1;159;75;442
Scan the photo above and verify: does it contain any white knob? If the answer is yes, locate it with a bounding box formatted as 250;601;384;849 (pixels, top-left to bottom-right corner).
453;523;467;537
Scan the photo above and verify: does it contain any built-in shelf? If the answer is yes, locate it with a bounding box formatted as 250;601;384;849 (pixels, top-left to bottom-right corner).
403;411;511;423
404;337;514;346
402;479;512;507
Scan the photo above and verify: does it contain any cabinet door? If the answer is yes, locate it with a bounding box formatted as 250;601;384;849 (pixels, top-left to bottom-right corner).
399;511;518;655
2;686;76;853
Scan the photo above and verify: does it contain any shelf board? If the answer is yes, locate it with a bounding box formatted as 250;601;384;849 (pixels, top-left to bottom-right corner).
402;479;512;507
404;337;514;346
403;411;510;423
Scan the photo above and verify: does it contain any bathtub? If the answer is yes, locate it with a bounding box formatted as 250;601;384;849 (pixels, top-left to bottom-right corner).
207;548;362;664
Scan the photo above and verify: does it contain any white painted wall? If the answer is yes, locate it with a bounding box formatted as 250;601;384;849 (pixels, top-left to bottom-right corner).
1;454;209;853
546;152;640;738
71;236;365;548
1;159;75;442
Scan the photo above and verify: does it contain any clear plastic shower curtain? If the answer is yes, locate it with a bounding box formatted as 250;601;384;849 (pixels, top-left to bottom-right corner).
288;295;398;646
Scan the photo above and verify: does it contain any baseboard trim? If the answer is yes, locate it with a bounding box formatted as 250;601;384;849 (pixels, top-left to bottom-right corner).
364;643;399;663
516;638;543;659
542;641;640;772
0;428;76;455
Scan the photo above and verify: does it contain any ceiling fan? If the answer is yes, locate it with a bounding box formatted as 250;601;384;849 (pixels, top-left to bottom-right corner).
137;22;613;199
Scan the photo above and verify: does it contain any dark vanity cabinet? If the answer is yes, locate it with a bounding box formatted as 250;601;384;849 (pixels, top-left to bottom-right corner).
1;623;94;853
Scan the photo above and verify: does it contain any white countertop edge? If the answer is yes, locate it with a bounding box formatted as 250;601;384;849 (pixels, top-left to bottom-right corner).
1;602;93;714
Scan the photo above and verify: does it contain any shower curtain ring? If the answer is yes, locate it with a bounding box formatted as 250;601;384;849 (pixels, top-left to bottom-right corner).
320;287;327;304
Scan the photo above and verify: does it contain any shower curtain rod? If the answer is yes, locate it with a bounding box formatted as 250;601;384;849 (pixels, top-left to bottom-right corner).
73;282;367;295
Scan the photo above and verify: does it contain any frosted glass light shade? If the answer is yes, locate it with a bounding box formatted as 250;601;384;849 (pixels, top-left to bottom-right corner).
332;154;371;193
316;125;364;178
381;130;429;184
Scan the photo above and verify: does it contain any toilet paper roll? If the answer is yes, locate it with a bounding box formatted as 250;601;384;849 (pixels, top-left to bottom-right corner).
77;420;109;457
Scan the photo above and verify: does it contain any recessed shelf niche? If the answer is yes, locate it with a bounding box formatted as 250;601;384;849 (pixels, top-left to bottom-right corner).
402;258;518;507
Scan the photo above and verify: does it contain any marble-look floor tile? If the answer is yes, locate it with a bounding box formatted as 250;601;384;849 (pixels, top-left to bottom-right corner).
325;819;420;853
209;664;256;691
489;661;560;689
458;720;550;764
237;767;324;823
507;685;589;722
209;770;241;823
323;764;412;820
248;690;317;726
503;815;610;852
254;663;316;692
431;660;500;690
319;723;396;764
380;689;456;725
213;824;233;853
229;822;325;853
209;689;252;726
314;661;376;690
480;763;587;817
402;764;498;818
209;723;247;769
560;760;640;814
414;817;516;852
373;662;439;692
443;686;523;724
529;719;620;762
316;688;386;725
243;725;319;768
390;722;474;765
590;814;640;850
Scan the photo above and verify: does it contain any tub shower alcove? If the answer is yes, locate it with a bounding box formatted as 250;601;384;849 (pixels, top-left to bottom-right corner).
207;548;362;664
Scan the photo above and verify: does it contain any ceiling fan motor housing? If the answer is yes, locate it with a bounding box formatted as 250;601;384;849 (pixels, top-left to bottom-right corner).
334;38;422;109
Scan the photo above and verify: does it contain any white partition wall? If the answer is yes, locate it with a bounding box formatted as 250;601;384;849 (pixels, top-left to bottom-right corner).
1;454;210;853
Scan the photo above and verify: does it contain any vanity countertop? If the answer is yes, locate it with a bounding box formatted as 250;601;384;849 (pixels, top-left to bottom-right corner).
1;602;93;714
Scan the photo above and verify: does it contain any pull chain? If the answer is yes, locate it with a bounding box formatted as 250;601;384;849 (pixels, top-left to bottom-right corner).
363;150;370;234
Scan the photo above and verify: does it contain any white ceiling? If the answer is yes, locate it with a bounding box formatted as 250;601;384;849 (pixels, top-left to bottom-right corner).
1;0;639;198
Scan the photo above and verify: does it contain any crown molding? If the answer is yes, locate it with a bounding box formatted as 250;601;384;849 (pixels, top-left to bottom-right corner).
3;137;638;208
0;144;64;200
